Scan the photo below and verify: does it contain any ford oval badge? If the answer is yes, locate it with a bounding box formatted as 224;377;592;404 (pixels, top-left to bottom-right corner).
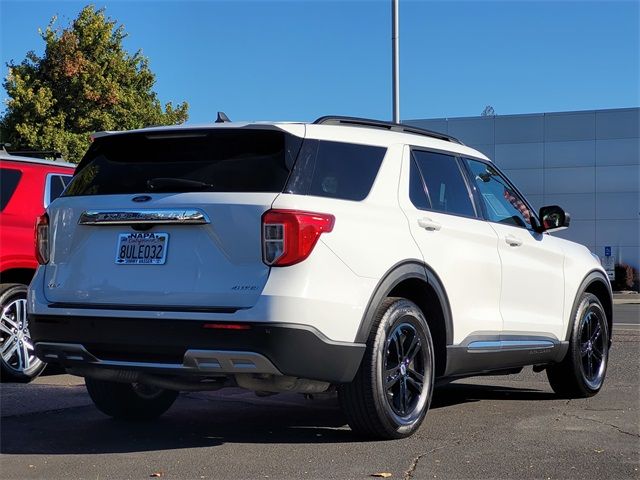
132;195;152;203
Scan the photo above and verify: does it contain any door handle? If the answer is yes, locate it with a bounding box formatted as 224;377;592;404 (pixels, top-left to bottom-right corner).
418;217;441;231
505;234;523;247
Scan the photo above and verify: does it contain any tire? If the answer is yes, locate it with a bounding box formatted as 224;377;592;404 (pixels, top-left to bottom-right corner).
339;297;435;439
0;283;46;382
85;377;179;420
547;293;610;398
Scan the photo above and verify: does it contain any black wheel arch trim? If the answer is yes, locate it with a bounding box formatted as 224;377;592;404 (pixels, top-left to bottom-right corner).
565;270;613;345
354;260;453;345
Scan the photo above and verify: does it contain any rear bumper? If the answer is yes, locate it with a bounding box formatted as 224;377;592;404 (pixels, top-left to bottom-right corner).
29;315;365;383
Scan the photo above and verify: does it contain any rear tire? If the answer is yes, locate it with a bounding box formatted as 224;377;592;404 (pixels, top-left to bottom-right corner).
85;377;179;420
547;293;609;398
0;283;46;383
339;297;435;439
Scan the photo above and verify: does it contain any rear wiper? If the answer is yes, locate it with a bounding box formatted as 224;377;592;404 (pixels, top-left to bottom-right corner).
147;178;215;191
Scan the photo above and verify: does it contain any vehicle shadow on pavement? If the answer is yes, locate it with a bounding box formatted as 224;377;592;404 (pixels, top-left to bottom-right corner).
432;382;556;409
1;383;555;455
0;393;354;455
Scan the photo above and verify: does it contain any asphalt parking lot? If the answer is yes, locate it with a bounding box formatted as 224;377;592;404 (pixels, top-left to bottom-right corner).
1;305;638;480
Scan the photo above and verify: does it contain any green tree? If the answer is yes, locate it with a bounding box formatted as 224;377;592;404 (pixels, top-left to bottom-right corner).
1;5;188;162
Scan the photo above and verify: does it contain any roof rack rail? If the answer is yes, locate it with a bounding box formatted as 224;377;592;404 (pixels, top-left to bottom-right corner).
313;116;463;145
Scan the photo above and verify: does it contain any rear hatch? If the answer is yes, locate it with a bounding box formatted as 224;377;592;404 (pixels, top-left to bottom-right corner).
43;126;304;310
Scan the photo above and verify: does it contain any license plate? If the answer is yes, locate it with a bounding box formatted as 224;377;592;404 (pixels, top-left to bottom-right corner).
115;232;169;265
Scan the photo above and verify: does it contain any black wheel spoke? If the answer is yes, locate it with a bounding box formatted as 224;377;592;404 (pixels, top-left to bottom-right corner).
406;371;423;393
590;323;601;343
398;331;407;359
592;346;603;361
391;334;402;364
385;366;401;388
406;335;421;363
400;377;408;414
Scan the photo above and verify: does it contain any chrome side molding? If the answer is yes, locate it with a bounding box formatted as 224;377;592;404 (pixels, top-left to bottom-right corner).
78;209;210;225
467;339;556;352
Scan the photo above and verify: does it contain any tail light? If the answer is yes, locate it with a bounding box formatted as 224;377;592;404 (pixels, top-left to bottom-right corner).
35;213;50;264
262;209;335;266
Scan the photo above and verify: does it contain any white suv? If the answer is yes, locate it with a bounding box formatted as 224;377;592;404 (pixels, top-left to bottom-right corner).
28;116;612;439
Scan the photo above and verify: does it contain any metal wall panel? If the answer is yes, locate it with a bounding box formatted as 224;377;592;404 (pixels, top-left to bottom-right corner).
595;220;640;246
544;167;595;194
595;165;640;193
545;112;596;141
595;192;640;220
495;114;543;144
545;140;595;168
447;117;494;145
596;109;640;139
595;138;640;166
495;142;544;169
613;246;640;266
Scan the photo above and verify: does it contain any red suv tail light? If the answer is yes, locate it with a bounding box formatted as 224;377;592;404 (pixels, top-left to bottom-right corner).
262;209;335;266
35;213;50;265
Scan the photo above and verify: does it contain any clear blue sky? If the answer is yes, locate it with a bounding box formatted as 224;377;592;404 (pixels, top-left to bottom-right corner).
1;1;639;124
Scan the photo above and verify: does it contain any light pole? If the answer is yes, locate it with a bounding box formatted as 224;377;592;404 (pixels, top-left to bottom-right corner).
392;0;400;123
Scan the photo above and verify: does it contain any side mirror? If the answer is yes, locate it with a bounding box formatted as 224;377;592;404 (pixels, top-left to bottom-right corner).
538;205;570;232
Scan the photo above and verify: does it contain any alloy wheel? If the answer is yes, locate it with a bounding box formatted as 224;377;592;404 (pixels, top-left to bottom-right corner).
0;298;42;375
383;321;430;423
579;307;607;390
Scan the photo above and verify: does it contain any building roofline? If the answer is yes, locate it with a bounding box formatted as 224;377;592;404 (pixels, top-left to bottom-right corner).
406;106;639;123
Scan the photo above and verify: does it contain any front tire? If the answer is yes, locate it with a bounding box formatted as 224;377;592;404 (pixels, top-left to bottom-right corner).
547;293;609;398
339;297;435;439
0;283;46;382
85;377;179;420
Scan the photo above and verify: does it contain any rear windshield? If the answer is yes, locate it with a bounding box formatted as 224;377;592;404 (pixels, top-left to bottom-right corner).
64;129;302;196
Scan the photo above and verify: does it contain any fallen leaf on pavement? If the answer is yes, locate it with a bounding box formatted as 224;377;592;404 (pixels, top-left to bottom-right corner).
371;473;392;478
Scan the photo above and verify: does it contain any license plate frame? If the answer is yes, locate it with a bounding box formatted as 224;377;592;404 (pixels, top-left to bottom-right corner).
115;232;169;265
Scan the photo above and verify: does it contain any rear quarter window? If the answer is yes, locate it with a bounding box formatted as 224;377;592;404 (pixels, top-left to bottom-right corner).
46;174;73;206
286;140;386;201
0;168;22;211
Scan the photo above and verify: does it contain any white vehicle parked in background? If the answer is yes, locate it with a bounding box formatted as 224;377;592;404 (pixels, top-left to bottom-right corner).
28;116;612;439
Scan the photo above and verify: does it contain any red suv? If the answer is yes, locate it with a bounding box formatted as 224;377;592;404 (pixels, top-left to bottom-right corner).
0;150;75;381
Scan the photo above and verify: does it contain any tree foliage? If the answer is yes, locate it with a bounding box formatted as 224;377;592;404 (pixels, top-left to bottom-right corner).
1;5;189;162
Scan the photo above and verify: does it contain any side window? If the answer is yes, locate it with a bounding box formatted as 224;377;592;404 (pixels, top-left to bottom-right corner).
464;158;534;229
412;150;476;217
0;168;22;212
409;156;430;210
286;140;386;201
46;174;73;206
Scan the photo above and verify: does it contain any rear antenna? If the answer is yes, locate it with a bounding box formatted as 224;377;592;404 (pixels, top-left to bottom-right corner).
215;111;231;123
